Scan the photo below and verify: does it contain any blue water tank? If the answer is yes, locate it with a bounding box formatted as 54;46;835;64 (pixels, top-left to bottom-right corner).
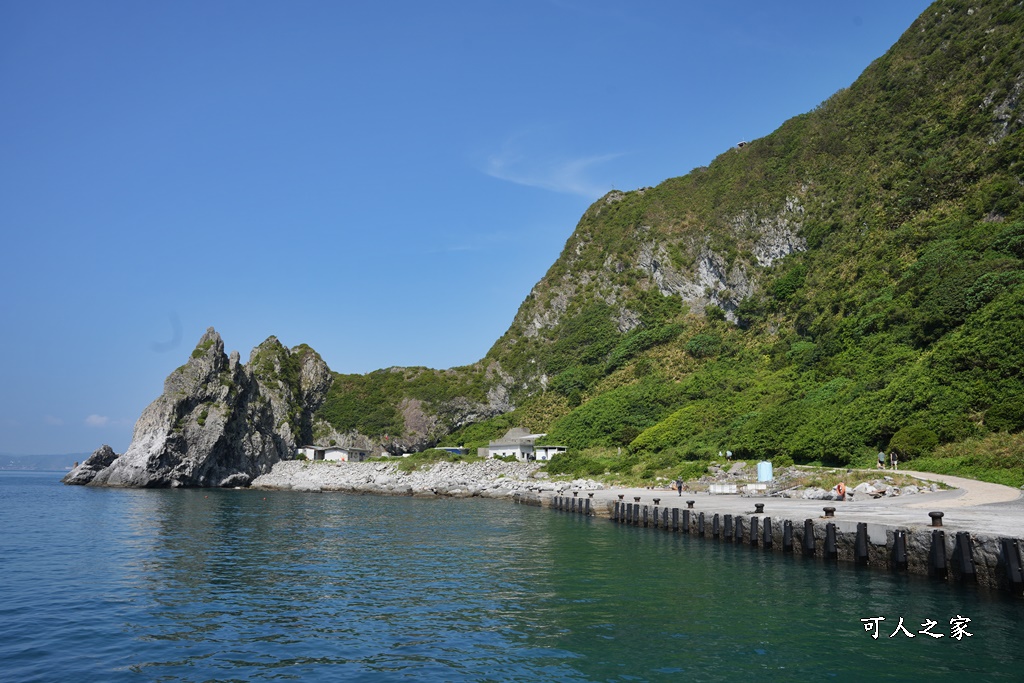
757;461;773;482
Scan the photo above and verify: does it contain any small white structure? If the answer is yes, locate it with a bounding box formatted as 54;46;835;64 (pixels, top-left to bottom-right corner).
484;428;547;462
535;445;567;461
433;446;469;455
297;445;370;462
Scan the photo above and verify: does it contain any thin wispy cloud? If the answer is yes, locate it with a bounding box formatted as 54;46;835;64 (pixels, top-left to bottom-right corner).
84;414;109;428
44;415;63;426
483;134;625;198
485;151;623;198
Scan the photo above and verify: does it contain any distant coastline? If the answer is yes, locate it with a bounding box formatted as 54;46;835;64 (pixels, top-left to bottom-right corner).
0;468;70;473
1;453;87;472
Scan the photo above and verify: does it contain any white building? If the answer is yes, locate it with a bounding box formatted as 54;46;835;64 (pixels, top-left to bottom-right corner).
484;428;550;462
297;445;370;462
534;445;567;461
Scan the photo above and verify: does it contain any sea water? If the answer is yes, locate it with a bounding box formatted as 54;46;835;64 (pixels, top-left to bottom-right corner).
1;470;1021;682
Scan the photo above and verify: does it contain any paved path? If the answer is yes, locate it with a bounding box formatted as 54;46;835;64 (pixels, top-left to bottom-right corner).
896;470;1021;507
563;471;1024;539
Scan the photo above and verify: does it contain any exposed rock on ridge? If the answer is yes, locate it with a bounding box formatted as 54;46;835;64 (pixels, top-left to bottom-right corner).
64;328;332;488
516;193;807;337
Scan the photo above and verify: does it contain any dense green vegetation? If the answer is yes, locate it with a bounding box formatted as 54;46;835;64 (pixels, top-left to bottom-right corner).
305;1;1024;488
315;364;489;438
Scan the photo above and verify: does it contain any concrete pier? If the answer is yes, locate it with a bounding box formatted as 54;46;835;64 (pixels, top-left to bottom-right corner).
541;471;1024;596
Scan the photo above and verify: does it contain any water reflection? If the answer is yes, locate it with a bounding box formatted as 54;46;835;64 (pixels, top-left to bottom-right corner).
121;491;584;680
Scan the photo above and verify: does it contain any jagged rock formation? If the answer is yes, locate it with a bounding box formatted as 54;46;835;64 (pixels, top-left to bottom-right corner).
64;328;332;488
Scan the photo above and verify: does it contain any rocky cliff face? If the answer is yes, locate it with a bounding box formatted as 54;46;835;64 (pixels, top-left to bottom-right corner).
64;328;332;488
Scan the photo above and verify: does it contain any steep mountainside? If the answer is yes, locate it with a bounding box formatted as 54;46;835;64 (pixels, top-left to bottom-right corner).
454;0;1024;468
73;0;1024;487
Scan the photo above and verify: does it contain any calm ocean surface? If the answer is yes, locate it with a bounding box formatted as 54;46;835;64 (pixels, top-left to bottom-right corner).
1;470;1021;682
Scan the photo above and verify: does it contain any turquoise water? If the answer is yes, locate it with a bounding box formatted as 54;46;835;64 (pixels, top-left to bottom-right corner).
1;470;1021;681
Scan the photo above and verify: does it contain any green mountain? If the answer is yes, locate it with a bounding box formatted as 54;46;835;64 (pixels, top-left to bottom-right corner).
311;0;1024;482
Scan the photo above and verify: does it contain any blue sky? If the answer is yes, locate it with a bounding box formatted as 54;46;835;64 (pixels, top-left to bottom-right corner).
0;0;932;457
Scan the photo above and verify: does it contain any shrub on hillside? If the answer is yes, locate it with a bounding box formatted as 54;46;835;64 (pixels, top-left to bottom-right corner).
888;424;939;460
685;334;721;358
986;397;1024;433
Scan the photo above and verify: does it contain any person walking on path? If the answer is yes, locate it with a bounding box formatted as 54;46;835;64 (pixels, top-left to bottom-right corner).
675;478;684;495
878;451;886;470
890;451;899;471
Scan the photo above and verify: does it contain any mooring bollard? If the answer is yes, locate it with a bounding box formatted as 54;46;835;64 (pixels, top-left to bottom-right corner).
618;494;624;501
855;522;869;566
724;514;733;542
653;498;661;505
803;519;816;556
930;529;948;579
573;491;578;497
763;517;773;549
892;530;908;572
824;522;838;562
823;506;836;518
929;511;944;527
782;519;793;552
1000;538;1024;591
686;500;695;509
750;516;759;547
953;532;976;583
754;503;764;514
634;496;641;503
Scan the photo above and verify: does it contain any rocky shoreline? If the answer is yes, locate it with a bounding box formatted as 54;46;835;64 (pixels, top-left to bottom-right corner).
250;459;604;498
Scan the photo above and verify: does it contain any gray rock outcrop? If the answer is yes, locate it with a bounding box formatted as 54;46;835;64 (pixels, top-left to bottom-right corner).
61;444;119;485
66;327;332;488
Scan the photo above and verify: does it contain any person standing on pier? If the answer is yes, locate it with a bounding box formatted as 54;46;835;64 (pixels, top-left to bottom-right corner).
877;451;886;470
890;451;899;471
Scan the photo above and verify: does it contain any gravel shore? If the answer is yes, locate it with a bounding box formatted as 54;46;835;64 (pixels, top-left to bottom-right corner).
250;459;604;498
